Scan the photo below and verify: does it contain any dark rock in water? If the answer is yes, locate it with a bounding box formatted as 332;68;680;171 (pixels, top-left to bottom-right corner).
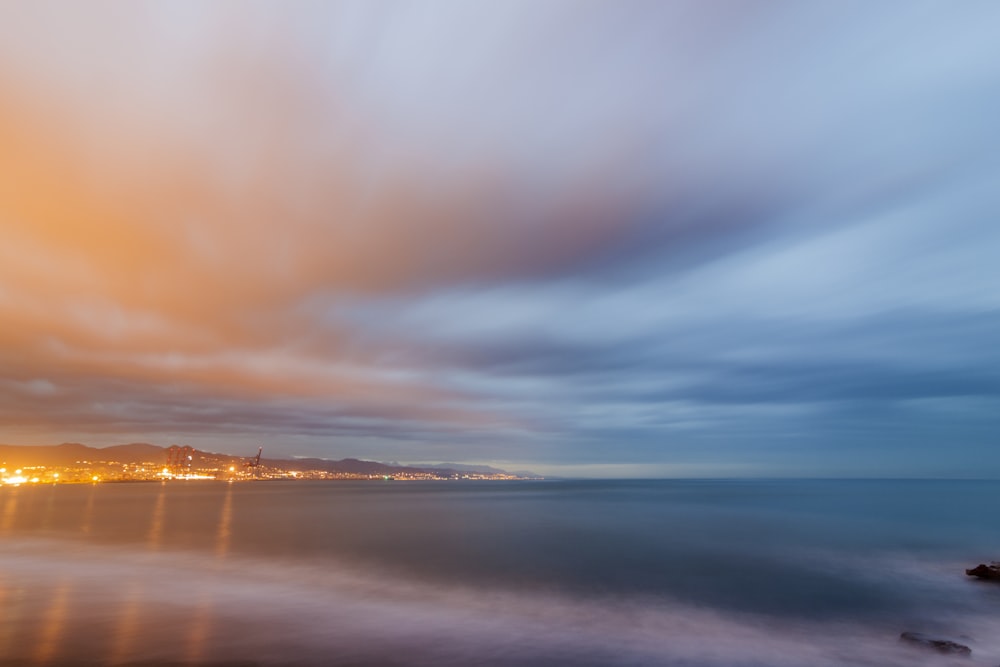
966;562;1000;580
900;632;971;656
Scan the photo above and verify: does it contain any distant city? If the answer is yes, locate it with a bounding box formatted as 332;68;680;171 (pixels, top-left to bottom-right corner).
0;443;539;485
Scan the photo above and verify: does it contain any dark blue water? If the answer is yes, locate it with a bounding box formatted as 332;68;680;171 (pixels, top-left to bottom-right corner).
2;479;999;665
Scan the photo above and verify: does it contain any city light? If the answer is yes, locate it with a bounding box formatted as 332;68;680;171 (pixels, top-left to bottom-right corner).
0;450;530;484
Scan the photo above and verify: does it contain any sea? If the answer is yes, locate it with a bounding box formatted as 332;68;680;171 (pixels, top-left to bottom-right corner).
2;479;1000;666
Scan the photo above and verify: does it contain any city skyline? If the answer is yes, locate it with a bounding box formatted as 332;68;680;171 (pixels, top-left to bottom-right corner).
1;2;999;478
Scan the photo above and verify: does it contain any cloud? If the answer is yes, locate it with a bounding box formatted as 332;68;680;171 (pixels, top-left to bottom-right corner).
0;2;999;473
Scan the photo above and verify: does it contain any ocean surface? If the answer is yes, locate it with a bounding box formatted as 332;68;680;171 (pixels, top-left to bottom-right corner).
2;479;1000;666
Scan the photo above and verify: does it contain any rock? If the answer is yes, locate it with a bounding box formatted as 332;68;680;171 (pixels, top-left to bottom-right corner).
900;631;971;656
966;562;1000;580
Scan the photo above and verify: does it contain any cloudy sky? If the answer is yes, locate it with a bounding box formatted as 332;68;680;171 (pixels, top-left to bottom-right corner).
1;1;998;477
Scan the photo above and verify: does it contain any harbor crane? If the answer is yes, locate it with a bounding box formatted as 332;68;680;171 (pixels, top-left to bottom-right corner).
244;447;263;469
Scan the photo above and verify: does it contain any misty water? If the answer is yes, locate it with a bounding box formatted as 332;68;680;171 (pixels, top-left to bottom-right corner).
2;479;1000;666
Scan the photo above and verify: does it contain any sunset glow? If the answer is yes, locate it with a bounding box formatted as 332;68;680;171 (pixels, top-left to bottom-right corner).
1;2;999;477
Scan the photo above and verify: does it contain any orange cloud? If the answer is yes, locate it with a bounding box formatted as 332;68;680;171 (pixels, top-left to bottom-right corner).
0;4;666;450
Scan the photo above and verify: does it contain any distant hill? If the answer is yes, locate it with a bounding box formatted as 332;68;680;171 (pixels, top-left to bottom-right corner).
100;443;173;463
0;442;203;467
279;457;407;476
0;443;130;467
419;462;542;478
0;444;529;478
276;457;528;478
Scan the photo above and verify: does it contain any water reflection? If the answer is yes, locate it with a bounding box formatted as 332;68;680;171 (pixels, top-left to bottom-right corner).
0;573;25;658
33;580;72;665
186;483;234;661
40;483;57;531
146;482;167;551
1;487;19;534
0;481;996;667
80;483;97;535
184;591;215;664
215;481;234;559
108;582;144;665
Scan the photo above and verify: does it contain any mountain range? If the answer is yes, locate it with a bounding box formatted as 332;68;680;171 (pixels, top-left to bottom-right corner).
0;443;534;478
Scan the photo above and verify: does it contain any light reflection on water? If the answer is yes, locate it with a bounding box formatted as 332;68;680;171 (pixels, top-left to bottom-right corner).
184;483;234;665
40;484;57;532
1;486;18;533
214;481;233;560
33;579;72;665
0;480;999;666
0;481;249;665
145;483;167;552
79;483;97;536
0;570;25;658
108;582;143;665
182;589;215;666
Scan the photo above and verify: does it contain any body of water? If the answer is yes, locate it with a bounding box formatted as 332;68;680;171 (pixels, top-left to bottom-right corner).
2;479;999;666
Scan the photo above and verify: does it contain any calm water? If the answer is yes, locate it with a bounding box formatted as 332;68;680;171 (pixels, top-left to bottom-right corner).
2;479;1000;666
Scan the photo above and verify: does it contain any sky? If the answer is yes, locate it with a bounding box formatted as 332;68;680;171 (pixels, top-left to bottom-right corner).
1;1;999;477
